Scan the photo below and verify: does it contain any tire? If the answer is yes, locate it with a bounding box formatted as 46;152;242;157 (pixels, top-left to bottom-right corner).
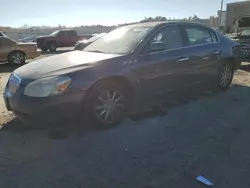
83;81;129;129
217;63;234;91
8;51;26;65
41;47;48;52
49;43;56;52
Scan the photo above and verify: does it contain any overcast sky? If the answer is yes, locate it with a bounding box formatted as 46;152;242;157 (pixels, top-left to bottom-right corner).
0;0;245;27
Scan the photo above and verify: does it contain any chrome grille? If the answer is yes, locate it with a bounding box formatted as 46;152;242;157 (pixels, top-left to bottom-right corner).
6;73;21;96
239;40;250;49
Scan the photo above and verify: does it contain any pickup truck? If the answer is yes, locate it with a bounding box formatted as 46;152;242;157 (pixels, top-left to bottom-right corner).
36;29;84;52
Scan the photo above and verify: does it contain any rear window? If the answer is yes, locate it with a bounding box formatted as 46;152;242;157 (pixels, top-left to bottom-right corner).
183;26;218;46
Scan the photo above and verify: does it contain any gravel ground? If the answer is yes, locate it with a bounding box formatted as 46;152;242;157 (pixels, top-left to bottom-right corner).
0;52;250;188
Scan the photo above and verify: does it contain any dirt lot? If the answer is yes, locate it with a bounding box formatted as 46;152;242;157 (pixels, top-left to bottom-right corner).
0;51;250;188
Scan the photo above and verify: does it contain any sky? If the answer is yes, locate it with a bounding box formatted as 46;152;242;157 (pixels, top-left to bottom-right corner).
0;0;246;27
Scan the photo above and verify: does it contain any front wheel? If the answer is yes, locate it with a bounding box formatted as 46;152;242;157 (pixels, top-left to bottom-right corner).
218;63;234;90
49;43;56;52
8;51;26;65
83;82;128;129
41;47;48;52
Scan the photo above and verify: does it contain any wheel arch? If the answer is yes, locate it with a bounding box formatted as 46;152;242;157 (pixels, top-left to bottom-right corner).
83;75;135;109
8;50;26;58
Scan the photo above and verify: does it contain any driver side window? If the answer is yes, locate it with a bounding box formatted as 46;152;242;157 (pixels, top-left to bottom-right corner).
57;31;66;37
143;26;183;54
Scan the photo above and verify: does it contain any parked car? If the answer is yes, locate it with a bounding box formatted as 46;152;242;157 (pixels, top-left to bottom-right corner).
19;36;36;43
36;29;84;52
0;36;40;64
74;33;106;50
231;28;250;61
3;22;241;128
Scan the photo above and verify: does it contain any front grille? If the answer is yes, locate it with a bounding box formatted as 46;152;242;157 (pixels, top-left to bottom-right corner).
239;40;250;49
6;73;21;96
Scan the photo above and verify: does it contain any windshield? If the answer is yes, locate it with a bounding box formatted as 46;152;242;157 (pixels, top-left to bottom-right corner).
84;26;152;54
50;30;59;36
87;33;106;43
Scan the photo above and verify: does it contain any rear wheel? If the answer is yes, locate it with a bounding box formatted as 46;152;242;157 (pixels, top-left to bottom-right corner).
8;51;25;65
41;47;48;52
218;63;234;90
49;43;56;52
83;82;128;129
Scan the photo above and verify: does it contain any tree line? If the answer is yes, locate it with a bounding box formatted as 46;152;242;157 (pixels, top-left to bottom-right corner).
0;15;218;33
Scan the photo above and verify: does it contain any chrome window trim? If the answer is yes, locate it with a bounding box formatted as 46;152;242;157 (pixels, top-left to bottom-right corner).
140;23;221;56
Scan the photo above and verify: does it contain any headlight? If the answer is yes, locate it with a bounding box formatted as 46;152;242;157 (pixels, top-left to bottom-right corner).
24;76;71;97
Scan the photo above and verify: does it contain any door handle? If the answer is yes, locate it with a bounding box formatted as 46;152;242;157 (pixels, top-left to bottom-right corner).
177;57;189;63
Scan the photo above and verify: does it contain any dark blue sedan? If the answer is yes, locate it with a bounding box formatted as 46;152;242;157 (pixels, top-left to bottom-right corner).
3;21;241;128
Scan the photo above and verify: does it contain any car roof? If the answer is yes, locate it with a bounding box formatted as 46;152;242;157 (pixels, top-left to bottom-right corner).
125;21;211;29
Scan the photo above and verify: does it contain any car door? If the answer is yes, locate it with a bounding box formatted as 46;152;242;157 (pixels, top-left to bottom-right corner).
56;31;67;47
0;37;14;62
135;25;197;98
67;30;79;46
180;25;221;84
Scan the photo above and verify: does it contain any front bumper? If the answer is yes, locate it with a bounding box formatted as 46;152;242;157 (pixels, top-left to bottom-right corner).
3;86;86;124
240;50;250;61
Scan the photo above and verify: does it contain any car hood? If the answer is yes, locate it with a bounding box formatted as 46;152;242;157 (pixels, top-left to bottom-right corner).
14;51;121;81
36;35;51;40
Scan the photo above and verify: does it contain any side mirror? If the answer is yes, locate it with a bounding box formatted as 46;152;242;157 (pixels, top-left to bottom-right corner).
149;42;165;53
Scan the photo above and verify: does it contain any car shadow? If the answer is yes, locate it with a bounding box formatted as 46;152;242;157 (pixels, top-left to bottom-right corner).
1;83;248;139
240;63;250;72
0;63;22;73
1;116;97;140
0;88;221;135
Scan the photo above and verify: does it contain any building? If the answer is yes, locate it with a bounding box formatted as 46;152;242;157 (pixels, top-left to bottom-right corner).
225;0;250;33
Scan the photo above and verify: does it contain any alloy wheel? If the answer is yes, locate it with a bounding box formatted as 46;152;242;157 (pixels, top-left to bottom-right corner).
94;89;125;124
220;64;233;88
11;53;24;64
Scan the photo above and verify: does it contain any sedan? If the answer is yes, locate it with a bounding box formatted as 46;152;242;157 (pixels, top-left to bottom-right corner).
74;33;106;50
0;36;40;64
3;22;241;128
